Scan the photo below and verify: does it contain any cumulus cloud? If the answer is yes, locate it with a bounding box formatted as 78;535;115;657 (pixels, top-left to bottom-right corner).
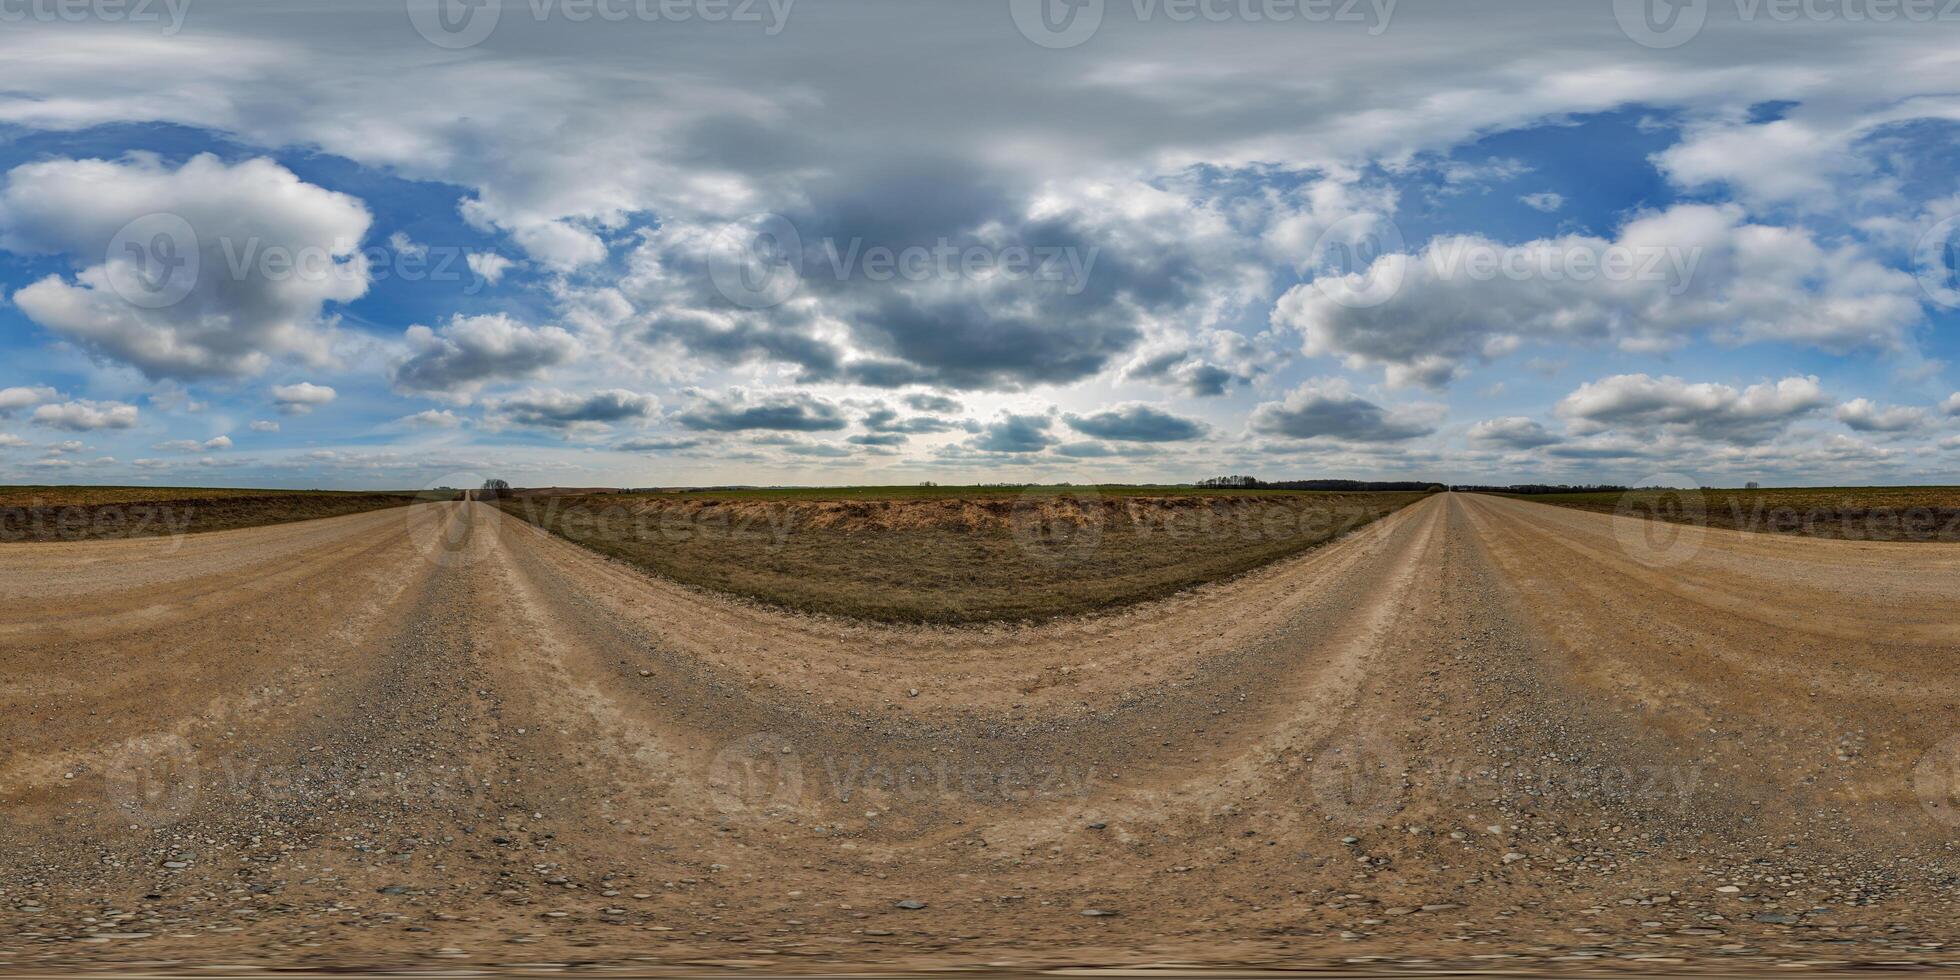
903;392;962;414
1941;392;1960;416
467;252;513;285
1554;374;1828;444
1250;380;1443;443
675;391;846;432
397;409;465;428
155;434;232;452
0;153;371;379
31;399;139;431
1063;404;1206;442
1834;398;1927;433
1519;192;1564;213
0;386;57;415
391;314;579;400
966;413;1058;453
1468;416;1560;449
250;419;279;432
862;405;965;435
493;388;657;431
1271;204;1923;389
271;382;337;415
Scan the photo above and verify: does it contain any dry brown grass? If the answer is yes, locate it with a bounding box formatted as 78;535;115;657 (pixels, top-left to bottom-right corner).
496;488;1429;623
0;486;443;541
1503;485;1960;541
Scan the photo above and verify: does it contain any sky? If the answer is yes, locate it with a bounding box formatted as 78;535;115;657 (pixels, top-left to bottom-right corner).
2;0;1960;490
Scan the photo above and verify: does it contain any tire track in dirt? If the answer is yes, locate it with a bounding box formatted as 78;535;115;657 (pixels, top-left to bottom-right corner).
2;493;1958;972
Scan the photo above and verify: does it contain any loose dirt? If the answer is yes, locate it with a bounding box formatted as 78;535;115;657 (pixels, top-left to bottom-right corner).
0;493;1956;974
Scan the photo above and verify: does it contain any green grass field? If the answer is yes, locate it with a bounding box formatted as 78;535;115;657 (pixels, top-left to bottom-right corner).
498;487;1431;623
1505;485;1960;541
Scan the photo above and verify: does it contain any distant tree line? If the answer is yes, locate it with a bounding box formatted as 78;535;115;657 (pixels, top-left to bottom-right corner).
1449;483;1630;494
1196;476;1445;492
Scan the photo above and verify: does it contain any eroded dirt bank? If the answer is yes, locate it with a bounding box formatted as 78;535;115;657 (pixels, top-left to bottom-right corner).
0;493;1956;974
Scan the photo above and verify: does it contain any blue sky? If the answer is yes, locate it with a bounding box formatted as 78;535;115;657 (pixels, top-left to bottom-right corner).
1;0;1958;489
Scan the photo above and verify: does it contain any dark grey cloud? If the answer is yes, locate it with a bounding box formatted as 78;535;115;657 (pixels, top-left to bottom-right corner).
847;432;907;447
392;314;578;398
1250;381;1442;442
1063;404;1206;442
675;391;847;432
1467;416;1559;449
496;389;657;429
903;392;963;414
967;413;1057;454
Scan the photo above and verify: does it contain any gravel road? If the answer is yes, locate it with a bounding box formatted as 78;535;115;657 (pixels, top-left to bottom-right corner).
1;493;1956;974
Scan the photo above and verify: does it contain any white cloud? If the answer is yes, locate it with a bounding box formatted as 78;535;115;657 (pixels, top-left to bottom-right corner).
1518;192;1564;213
1834;398;1927;433
1555;374;1828;445
467;252;513;285
0;385;57;414
398;409;465;428
391;314;579;400
1468;416;1559;448
1272;204;1923;389
1250;379;1444;443
1941;392;1960;416
0;153;372;380
31;399;140;431
250;419;280;432
271;381;337;414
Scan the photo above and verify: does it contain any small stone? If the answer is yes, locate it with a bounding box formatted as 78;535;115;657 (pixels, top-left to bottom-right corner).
1086;822;1106;830
894;900;927;910
638;670;651;677
1081;908;1118;917
907;688;919;698
1501;852;1527;864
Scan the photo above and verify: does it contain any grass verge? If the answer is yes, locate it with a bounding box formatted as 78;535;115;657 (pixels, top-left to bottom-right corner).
1503;486;1960;542
0;486;449;542
496;487;1430;624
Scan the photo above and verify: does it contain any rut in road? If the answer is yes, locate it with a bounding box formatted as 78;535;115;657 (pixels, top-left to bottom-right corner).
0;492;1956;970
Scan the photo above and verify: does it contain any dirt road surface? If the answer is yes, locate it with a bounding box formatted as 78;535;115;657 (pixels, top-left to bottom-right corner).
2;493;1957;974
